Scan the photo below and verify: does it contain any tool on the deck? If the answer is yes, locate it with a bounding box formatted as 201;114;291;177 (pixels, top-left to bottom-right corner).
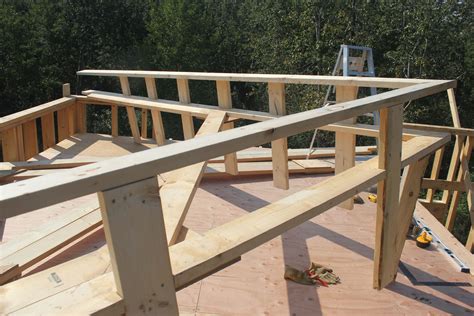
306;44;379;159
353;195;364;204
416;231;433;248
284;262;340;286
368;194;377;203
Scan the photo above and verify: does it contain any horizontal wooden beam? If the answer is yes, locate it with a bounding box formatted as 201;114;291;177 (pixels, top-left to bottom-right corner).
0;97;75;132
0;80;454;218
83;90;276;122
76;70;443;89
403;122;474;137
421;178;467;192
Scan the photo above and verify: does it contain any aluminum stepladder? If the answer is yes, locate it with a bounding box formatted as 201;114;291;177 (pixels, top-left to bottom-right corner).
306;44;379;158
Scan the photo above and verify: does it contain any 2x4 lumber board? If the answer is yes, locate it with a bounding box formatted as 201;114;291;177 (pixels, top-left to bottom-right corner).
0;97;75;133
98;177;179;315
77;69;438;89
161;110;226;245
445;136;473;232
441;135;466;204
335;85;359;209
15;125;25;161
1;135;446;314
403;122;474;137
119;76;141;143
447;88;461;128
268;82;289;190
386;157;430;286
84;90;277;122
421;178;466;192
67;105;76;135
426;147;445;202
111;105;118;136
373;105;403;290
177;78;195;139
145;77;166;145
40;112;56;150
1;127;20;162
140;109;148;138
76;102;87;133
57;107;70;142
0;200;101;285
0;79;455;217
217;80;238;175
21;120;39;159
414;201;474;274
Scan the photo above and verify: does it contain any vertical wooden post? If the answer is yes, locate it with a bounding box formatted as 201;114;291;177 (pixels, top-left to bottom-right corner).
98;177;178;315
216;80;238;175
425;147;445;202
1;127;20;161
177;78;195;139
447;88;461;128
268;82;288;190
41;112;56;150
111;105;118;137
15;125;25;161
335;85;358;209
57;108;69;142
141;109;148;138
373;105;403;290
119;76;141;143
145;77;166;145
22;120;39;159
76;102;87;133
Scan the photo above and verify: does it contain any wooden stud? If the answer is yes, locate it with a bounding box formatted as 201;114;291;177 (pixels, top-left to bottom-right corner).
22;120;39;159
268;82;288;190
119;76;140;143
67;106;76;135
111;105;118;137
41;113;56;150
373;105;403;290
441;135;465;204
57;108;70;142
335;85;359;209
75;103;87;133
15;125;25;161
447;88;461;128
140;109;148;138
216;80;238;175
445;136;473;232
1;128;20;162
426;147;445;202
98;177;178;315
177;78;195;139
145;77;166;145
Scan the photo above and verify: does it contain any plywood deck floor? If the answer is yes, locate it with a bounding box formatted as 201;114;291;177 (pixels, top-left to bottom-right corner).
2;174;473;315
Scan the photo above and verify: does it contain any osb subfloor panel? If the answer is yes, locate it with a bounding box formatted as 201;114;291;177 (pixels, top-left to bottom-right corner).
2;175;473;315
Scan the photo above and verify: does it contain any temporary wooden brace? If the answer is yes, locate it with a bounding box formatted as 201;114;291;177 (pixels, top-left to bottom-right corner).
373;105;403;289
216;80;238;175
84;90;277;122
335;85;359;209
119;76;141;143
447;88;461;128
268;82;289;190
98;177;178;315
177;78;195;139
425;147;445;202
445;137;473;232
161;110;226;245
145;77;166;145
387;157;430;283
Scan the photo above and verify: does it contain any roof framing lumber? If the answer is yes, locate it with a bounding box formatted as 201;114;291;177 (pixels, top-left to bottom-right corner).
83;90;277;122
161;110;226;245
0;79;455;218
77;69;438;89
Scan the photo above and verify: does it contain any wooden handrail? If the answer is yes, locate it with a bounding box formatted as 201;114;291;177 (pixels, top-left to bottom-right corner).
77;69;440;89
